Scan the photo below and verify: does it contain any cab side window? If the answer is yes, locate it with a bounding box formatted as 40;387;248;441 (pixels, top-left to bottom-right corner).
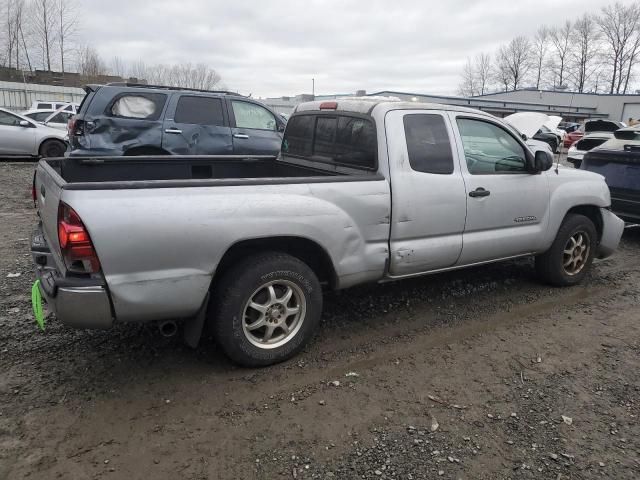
457;118;528;175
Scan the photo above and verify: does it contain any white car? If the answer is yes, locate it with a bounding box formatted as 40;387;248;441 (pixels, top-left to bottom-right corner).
567;119;625;168
23;107;74;131
0;107;68;158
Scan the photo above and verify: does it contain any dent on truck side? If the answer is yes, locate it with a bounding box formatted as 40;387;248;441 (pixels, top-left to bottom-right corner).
65;180;391;324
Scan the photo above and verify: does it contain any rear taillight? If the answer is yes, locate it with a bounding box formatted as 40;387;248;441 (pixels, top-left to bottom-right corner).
57;202;100;273
67;116;82;137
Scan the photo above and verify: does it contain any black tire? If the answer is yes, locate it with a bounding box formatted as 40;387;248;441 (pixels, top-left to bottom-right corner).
535;214;597;286
39;139;66;158
211;252;322;367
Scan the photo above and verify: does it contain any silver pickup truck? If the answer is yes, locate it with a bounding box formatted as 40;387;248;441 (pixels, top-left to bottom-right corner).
31;99;624;366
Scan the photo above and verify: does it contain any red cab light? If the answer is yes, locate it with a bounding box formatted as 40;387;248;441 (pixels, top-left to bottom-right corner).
57;202;100;273
319;101;338;110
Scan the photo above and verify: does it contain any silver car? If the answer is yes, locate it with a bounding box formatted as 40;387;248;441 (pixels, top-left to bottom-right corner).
0;107;68;157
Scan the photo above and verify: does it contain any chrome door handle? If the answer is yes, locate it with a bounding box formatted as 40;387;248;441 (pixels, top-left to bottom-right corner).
165;128;182;134
469;187;491;198
233;133;249;139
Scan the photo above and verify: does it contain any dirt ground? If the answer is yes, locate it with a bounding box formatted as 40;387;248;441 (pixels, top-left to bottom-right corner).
1;161;639;480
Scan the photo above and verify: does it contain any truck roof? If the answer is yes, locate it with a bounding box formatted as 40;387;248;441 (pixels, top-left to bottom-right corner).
294;97;493;118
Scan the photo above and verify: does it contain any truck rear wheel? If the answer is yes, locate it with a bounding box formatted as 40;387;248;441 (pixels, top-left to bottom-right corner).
211;252;322;367
535;213;597;286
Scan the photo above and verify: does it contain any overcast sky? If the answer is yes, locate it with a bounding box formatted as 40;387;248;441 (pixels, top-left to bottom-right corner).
80;0;638;98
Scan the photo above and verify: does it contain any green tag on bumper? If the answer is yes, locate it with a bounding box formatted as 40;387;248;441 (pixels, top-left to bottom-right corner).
32;280;46;330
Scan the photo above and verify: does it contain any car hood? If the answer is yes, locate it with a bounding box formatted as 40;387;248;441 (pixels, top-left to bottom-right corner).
585;119;621;133
504;112;550;139
544;115;563;131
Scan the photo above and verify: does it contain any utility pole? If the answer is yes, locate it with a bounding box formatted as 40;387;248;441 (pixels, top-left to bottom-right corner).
312;78;315;97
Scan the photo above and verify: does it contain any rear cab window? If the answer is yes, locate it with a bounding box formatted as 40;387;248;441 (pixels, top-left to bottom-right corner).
403;114;454;174
282;113;377;171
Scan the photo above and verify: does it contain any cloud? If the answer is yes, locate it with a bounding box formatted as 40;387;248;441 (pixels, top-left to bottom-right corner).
79;0;637;97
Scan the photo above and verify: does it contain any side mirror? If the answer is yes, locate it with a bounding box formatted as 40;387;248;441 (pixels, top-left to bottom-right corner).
534;150;554;172
19;120;31;127
521;133;528;141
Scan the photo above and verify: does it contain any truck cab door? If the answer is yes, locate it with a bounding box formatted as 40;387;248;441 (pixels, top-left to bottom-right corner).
162;94;233;155
228;99;284;155
386;110;467;276
449;113;550;265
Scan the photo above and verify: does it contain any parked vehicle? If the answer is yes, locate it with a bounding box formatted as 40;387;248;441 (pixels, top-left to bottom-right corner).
544;115;565;147
567;119;624;167
567;133;615;168
503;112;555;157
24;106;75;131
564;127;584;148
68;83;286;157
559;122;581;133
25;101;79;114
581;126;640;222
504;112;560;152
533;125;560;153
564;119;624;148
0;107;67;157
31;99;624;366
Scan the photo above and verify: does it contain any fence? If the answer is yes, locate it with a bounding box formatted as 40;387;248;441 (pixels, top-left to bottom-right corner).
0;81;86;112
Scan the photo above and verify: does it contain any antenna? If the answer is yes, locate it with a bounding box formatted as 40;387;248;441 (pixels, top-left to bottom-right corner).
555;137;563;174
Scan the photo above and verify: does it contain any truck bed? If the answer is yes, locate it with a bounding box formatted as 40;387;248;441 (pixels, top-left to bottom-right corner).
45;155;379;190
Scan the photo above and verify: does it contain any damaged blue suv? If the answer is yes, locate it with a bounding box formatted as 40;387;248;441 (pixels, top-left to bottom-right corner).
68;83;286;157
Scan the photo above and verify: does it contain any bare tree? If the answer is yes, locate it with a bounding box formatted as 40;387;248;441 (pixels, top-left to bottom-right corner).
549;21;573;89
597;2;640;93
570;14;600;92
458;57;478;97
532;26;549;89
496;36;531;90
56;0;77;74
77;44;106;76
3;0;27;70
110;56;126;78
32;0;56;71
476;52;492;95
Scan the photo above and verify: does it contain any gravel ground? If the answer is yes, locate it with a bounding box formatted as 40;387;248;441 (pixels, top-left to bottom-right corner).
1;161;639;479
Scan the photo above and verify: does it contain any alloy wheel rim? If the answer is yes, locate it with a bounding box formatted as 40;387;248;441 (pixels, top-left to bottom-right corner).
563;231;590;276
241;280;306;349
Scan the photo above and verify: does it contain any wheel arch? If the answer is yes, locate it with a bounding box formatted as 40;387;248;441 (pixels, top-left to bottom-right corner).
212;236;339;292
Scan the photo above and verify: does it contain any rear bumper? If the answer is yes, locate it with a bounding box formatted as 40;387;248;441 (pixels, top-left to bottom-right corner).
610;190;640;223
598;208;625;258
31;224;114;329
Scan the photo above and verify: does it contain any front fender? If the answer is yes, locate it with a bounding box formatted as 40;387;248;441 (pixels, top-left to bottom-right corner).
542;170;611;250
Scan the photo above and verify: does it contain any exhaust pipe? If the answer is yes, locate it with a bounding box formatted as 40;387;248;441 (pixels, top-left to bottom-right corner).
159;320;178;338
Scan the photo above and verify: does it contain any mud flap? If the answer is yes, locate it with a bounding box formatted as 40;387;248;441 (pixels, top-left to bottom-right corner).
183;292;209;348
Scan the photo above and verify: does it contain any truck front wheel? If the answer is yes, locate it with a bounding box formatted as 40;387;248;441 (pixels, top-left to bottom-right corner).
211;252;322;367
535;214;597;286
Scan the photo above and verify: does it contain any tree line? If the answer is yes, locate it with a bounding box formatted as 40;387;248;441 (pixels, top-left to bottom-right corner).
0;0;223;90
459;1;640;96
